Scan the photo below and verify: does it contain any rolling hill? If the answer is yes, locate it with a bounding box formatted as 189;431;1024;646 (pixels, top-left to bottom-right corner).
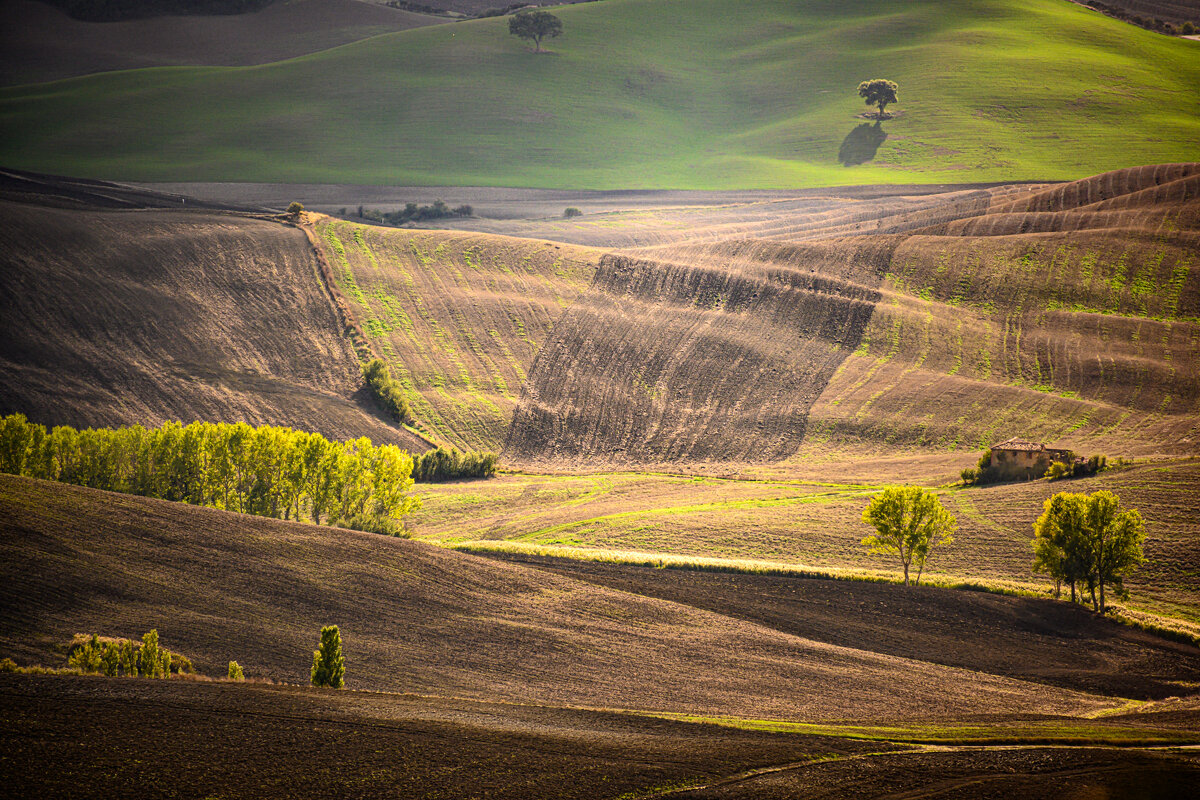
0;472;1126;721
0;0;1197;187
0;171;426;450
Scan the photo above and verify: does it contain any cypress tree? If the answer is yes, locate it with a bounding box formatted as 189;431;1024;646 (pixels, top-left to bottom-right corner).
310;625;345;688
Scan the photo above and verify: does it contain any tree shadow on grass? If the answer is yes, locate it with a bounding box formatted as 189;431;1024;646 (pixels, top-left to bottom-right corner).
838;122;887;166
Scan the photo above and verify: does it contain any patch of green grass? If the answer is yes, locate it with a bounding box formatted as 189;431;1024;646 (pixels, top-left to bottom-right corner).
1;0;1198;188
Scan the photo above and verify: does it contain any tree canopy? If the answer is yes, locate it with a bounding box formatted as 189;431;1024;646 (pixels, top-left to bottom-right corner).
508;10;563;53
1032;490;1145;612
861;486;956;585
857;78;899;118
310;625;345;689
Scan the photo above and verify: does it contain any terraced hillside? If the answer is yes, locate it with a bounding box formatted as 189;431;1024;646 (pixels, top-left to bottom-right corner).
0;174;424;450
311;218;602;450
2;0;1198;187
507;165;1200;465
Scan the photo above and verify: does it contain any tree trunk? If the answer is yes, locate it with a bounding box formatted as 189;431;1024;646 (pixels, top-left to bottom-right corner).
902;560;910;586
1070;581;1076;603
1099;580;1106;614
1054;579;1061;600
1090;583;1098;612
534;35;542;53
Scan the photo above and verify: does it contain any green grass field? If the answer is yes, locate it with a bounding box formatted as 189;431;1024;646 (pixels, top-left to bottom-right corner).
1;0;1197;188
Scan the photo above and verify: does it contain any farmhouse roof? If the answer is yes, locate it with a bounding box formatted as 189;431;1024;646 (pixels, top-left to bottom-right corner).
990;438;1046;452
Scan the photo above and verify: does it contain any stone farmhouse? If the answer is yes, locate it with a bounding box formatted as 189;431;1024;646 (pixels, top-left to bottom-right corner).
987;438;1074;481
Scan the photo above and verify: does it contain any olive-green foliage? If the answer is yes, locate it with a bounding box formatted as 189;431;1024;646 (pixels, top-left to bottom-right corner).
508;9;562;52
857;78;898;117
861;486;956;586
412;446;498;482
1032;490;1146;612
286;201;304;216
563;207;582;218
227;661;244;681
361;358;411;423
0;658;17;672
310;625;345;688
0;414;420;530
66;629;186;678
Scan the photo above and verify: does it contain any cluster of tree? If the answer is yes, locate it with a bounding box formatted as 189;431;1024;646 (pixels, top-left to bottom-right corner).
355;201;472;227
361;359;411;423
1032;490;1146;612
311;625;345;688
1084;2;1196;35
861;486;956;586
43;0;274;21
412;446;499;481
0;415;419;533
67;630;191;678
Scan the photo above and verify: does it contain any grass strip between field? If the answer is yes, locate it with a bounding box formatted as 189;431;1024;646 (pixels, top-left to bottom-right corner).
626;712;1200;748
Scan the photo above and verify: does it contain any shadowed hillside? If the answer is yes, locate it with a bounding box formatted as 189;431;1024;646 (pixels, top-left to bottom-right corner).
0;176;424;450
0;473;1116;722
0;0;442;85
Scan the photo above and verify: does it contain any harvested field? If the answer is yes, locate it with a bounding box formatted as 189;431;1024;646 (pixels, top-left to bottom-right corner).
414;459;1200;619
0;674;885;800
0;174;423;450
0;474;1128;722
310;217;603;450
0;0;443;86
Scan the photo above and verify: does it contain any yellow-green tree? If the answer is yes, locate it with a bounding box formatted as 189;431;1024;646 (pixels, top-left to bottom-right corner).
861;486;956;586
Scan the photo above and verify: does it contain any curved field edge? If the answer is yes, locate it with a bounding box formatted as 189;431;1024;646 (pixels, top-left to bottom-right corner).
0;0;1197;187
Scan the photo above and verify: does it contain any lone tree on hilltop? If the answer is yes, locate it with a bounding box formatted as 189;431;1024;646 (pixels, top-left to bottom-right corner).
1032;490;1145;613
508;10;562;53
310;625;345;688
857;78;899;119
861;486;956;586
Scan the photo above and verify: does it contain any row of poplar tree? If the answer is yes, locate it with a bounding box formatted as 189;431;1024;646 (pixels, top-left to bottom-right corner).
0;414;421;532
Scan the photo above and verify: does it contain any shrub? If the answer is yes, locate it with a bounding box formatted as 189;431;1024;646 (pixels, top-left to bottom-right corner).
1182;21;1196;35
563;207;583;218
227;661;244;681
960;467;979;485
453;204;473;217
342;513;406;537
0;657;18;672
311;625;345;688
68;634;105;673
1045;461;1071;480
412;446;498;482
286;201;305;217
361;359;411;423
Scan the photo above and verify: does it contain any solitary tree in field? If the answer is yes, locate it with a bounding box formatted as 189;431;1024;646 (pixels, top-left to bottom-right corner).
1033;490;1145;613
508;10;563;53
310;625;345;688
857;79;899;119
861;486;956;586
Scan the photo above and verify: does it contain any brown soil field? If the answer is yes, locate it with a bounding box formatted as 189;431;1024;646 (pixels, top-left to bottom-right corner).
414;459;1200;620
0;0;443;86
0;473;1137;722
0;674;887;800
0;172;424;450
310;217;603;450
478;552;1200;700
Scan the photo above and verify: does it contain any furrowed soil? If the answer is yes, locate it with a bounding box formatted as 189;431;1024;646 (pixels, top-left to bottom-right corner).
0;474;1120;722
0;171;425;451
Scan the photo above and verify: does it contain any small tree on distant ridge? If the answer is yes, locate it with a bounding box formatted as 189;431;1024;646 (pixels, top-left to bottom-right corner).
861;486;956;586
857;79;899;119
310;625;345;688
508;10;562;53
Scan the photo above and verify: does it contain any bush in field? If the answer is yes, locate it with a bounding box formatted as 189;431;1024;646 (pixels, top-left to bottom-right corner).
0;658;17;672
286;201;304;217
361;359;410;423
563;207;582;218
861;486;956;586
66;630;185;678
412;446;498;482
959;467;979;485
228;661;244;681
311;625;345;688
